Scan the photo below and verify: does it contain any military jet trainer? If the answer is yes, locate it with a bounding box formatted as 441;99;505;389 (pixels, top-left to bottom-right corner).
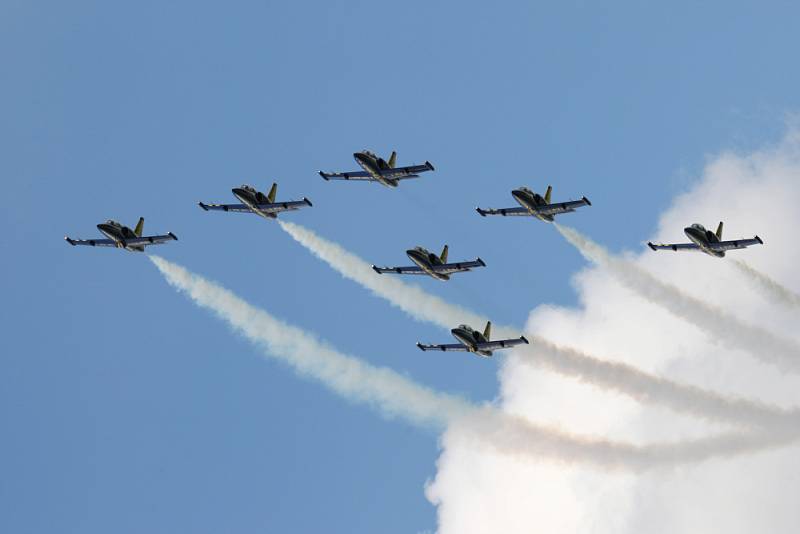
319;150;434;188
198;183;312;219
372;245;486;281
476;185;591;222
416;321;529;358
65;217;177;252
648;222;763;258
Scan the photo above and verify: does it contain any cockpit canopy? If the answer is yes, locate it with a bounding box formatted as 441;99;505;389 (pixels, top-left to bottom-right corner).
690;223;706;231
105;219;122;227
412;246;428;253
360;150;377;158
518;187;534;196
457;324;472;331
239;184;257;193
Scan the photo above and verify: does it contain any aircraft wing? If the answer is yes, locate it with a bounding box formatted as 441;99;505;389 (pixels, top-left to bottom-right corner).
373;259;486;276
123;233;179;246
534;197;592;216
647;242;701;252
709;237;764;251
416;342;468;352
197;203;253;213
64;233;177;248
378;162;435;179
475;336;530;351
318;170;373;181
475;206;531;217
199;199;312;214
372;265;427;275
64;237;118;247
432;259;487;274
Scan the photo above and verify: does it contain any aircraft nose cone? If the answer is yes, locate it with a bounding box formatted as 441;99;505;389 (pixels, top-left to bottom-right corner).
353;152;368;164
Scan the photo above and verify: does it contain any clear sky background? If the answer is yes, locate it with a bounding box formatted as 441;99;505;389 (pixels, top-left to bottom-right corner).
2;1;799;533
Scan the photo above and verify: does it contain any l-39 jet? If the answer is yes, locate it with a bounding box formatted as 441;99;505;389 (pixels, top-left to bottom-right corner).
476;185;591;222
199;183;312;219
416;321;529;358
648;222;763;258
372;245;486;281
319;150;434;188
65;218;177;252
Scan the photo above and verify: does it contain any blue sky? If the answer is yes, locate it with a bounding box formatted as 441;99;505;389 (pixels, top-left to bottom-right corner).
2;1;799;532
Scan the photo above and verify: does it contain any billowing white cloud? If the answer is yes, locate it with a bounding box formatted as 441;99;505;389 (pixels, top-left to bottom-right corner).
427;129;800;533
555;224;800;374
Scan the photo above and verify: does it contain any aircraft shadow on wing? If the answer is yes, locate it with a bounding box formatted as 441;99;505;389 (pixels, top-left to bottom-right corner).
371;245;486;281
476;185;590;222
319;150;434;188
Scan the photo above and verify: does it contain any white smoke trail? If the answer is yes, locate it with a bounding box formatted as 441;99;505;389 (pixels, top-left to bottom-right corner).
278;220;489;330
149;255;799;470
732;259;800;309
516;341;800;430
555;224;800;374
278;221;799;430
149;255;470;429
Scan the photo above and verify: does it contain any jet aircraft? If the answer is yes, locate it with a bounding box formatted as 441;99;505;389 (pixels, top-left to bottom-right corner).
319;150;434;188
65;218;177;252
476;185;591;222
648;222;763;258
416;321;529;358
199;183;311;219
371;245;486;281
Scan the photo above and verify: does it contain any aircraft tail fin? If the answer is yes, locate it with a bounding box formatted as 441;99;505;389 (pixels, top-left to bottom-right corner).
440;244;449;264
544;185;552;204
716;221;724;240
267;183;277;204
134;217;144;237
483;321;492;341
387;151;397;168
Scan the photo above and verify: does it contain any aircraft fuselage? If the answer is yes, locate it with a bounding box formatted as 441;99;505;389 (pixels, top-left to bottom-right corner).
406;247;449;281
512;189;554;222
451;326;492;357
232;186;277;219
354;152;398;188
96;222;144;252
684;225;725;258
